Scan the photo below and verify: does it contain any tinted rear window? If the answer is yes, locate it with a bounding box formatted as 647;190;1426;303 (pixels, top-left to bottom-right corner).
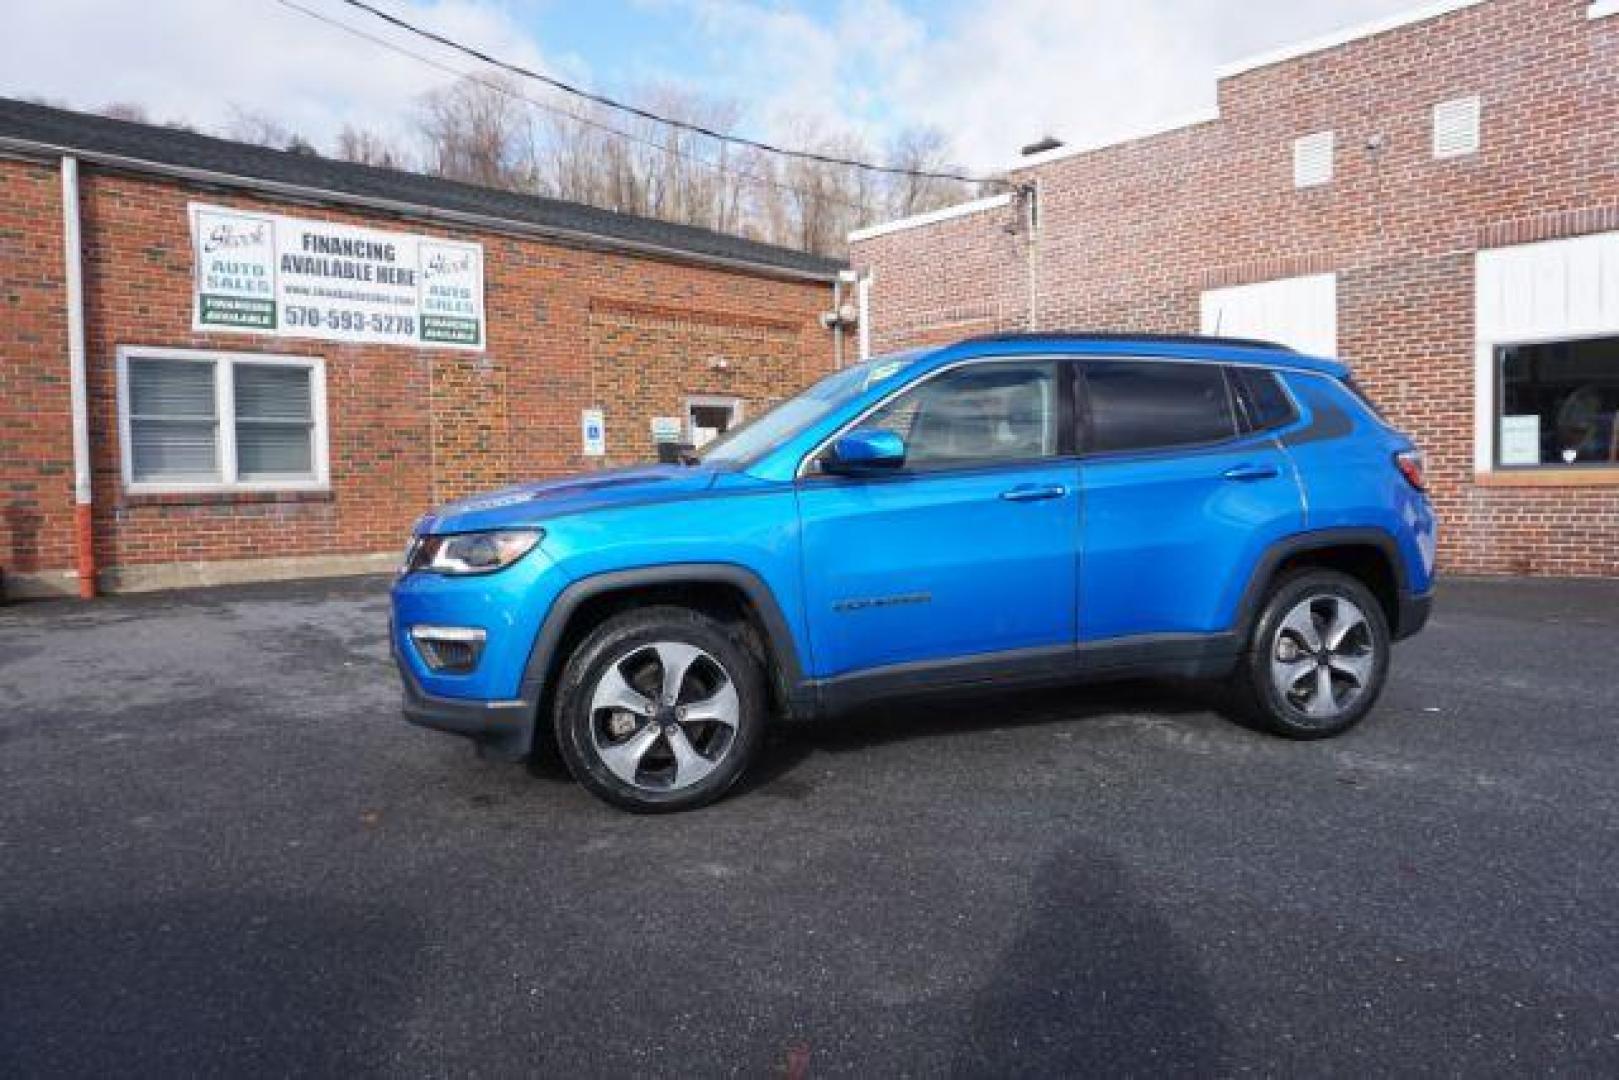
1082;361;1237;453
1232;367;1299;431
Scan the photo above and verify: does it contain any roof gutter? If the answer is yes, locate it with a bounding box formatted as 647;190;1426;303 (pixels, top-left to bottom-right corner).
0;136;842;285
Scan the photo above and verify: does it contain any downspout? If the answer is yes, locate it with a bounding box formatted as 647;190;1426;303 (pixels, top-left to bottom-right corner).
1021;182;1041;332
856;271;872;361
61;156;95;599
831;274;844;370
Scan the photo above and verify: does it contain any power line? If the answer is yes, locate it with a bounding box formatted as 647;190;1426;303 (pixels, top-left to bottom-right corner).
270;0;885;214
331;0;1007;189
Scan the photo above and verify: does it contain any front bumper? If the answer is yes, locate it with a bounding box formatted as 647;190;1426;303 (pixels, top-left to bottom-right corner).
394;634;540;761
1394;589;1433;641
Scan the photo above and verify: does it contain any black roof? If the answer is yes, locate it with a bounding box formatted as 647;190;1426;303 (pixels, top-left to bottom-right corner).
0;97;844;280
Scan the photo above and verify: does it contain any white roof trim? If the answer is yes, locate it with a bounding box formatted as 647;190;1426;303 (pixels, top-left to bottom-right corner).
1591;0;1619;18
848;192;1013;244
1215;0;1489;79
1005;107;1221;172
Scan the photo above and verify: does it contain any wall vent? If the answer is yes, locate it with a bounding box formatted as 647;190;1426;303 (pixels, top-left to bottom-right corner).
1293;132;1334;189
1433;96;1482;158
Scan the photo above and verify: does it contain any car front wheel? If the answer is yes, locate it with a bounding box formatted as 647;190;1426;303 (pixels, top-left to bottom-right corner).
1231;570;1391;739
554;606;765;812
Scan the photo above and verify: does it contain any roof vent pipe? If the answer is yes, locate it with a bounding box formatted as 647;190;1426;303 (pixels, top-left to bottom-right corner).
1020;136;1064;157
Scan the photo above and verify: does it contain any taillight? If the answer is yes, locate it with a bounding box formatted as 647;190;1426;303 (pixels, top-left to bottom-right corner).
1395;449;1426;491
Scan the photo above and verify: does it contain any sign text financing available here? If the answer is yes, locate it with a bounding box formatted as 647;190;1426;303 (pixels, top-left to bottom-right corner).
190;203;486;350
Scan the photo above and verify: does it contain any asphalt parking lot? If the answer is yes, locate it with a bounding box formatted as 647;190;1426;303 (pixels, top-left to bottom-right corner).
2;576;1617;1076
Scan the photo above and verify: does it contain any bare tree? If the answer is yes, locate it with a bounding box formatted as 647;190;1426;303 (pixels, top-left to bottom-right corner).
99;102;150;123
336;124;408;170
226;106;296;148
771;117;885;257
182;76;977;258
884;126;972;219
417;75;536;192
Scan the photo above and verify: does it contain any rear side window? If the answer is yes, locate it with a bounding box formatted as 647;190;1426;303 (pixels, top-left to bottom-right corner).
1232;367;1299;432
1081;360;1237;454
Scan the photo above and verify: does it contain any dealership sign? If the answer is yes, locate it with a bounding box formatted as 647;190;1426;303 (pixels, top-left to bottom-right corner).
189;203;485;350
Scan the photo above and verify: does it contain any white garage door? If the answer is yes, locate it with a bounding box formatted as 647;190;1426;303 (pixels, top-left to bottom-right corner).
1200;273;1338;357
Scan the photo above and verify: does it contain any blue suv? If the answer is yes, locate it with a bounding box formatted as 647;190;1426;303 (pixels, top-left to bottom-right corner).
392;333;1436;812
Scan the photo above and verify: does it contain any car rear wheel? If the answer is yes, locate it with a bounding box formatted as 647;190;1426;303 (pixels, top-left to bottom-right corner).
554;606;765;812
1231;570;1391;739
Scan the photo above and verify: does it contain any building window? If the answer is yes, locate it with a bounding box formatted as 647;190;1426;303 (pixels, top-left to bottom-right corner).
1495;337;1619;469
1433;95;1481;159
118;347;328;492
1293;131;1334;188
685;395;744;450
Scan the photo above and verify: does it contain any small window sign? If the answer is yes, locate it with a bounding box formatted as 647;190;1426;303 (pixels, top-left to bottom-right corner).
1498;414;1540;466
650;416;684;443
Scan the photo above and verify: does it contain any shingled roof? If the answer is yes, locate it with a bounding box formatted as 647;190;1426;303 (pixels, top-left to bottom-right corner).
0;97;845;280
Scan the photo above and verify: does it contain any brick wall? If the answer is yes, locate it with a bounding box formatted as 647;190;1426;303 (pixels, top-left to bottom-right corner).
852;0;1619;576
0;159;73;585
0;163;835;589
587;299;814;467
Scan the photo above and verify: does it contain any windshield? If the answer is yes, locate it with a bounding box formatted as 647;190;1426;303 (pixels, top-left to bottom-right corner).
697;356;917;466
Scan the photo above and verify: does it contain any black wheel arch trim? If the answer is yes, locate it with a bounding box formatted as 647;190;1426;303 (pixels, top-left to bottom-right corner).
520;562;811;727
1235;527;1425;643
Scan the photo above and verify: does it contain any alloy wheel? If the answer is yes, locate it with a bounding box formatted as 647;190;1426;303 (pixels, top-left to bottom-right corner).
1269;594;1378;722
588;641;740;792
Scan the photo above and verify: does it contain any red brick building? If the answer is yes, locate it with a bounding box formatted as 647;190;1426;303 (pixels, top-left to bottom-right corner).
851;0;1619;577
0;99;846;598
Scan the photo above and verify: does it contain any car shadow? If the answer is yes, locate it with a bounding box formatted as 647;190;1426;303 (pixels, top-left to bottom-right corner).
0;894;424;1076
951;836;1228;1075
736;678;1232;798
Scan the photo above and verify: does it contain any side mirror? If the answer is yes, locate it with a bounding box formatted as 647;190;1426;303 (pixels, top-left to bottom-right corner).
822;428;906;475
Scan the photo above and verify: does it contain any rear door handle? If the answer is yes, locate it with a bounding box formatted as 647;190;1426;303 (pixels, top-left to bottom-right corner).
1221;463;1280;482
1000;484;1068;503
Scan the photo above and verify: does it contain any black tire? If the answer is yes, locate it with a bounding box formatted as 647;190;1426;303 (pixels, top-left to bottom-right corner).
553;605;766;812
1229;570;1391;739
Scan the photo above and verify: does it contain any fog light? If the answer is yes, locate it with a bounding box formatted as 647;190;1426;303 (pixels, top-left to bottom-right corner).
410;625;487;674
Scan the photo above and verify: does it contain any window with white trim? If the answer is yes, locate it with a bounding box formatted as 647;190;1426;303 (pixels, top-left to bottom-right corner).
1495;337;1619;469
1433;95;1481;159
1293;131;1334;189
118;347;329;492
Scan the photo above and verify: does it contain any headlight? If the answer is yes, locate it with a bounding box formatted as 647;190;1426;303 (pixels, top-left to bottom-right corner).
405;528;543;575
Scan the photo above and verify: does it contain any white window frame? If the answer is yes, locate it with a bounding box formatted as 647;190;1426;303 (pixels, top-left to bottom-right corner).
685;394;744;445
1474;232;1619;475
117;346;330;494
1479;330;1619;472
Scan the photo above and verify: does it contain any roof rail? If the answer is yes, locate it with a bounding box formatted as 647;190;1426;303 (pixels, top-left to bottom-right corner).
956;331;1298;353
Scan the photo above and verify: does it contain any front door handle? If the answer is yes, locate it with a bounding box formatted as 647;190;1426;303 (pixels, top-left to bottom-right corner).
1000;484;1068;503
1221;463;1280;482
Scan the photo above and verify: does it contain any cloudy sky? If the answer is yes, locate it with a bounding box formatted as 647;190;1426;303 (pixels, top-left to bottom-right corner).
2;0;1421;170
